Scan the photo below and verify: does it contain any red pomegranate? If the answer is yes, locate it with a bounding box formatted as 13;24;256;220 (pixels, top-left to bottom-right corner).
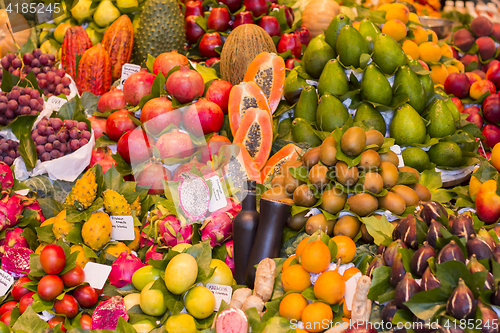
140;96;181;136
117;129;155;165
88;116;107;139
87;147;112;169
205;80;232;114
153;51;189;77
173;157;211;180
156;129;195;159
199;133;231;163
94;156;116;174
182;98;224;136
105;110;138;142
199;32;222;58
135;162;172;195
97;89;127;112
166;66;205;104
123;72;155;106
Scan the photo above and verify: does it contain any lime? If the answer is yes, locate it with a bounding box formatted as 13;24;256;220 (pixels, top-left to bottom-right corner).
401;147;430;172
427;141;463;167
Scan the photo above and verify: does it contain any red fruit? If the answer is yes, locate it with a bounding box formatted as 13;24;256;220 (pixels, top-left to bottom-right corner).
54;294;79;318
483;93;500;123
270;3;294;27
296;27;312;46
244;0;268;17
96;157;117;174
461;54;480;72
207;7;231;32
205;57;220;67
61;265;85;288
472;69;487;79
166;66;205;104
259;16;281;37
451;97;465;113
483;59;500;74
72;285;98;308
88;116;107;139
153;51;189;77
80;313;92;329
140;96;181;136
40;244;66;275
185;0;203;17
173;157;210;180
105;110;138;142
123;71;155;106
182;98;224;135
135;162;172;195
464;110;484;129
278;33;302;58
12;277;32;301
18;292;35;314
0;301;17;317
88;147;112;170
0;311;11;326
286;58;300;70
185;15;205;44
205;80;232;114
487;62;500;90
233;11;253;29
444;72;470;99
199;133;231;163
37;275;64;301
97;89;127;112
117;130;155;165
156;129;195;159
219;0;242;12
48;316;66;332
199;32;223;58
483;124;500;148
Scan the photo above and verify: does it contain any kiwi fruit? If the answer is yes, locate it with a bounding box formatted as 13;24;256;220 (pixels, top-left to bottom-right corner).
365;130;385;149
321;188;347;214
379;161;399;188
293;184;318;207
341;126;366;157
281;160;302;177
334;215;361;238
262;186;291;201
348;193;379;216
335;161;359;187
398;166;420;181
410;183;431;201
283;174;303;194
271;174;286;188
391;185;419;207
363;172;384;194
305;213;334;235
302;147;321;169
378;192;406;215
380;151;400;166
309;164;329;189
320;136;337;166
360;224;374;243
287;211;309;230
359;149;381;171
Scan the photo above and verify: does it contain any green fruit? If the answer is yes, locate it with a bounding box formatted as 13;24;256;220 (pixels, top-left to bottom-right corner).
354;102;386;134
336;25;369;68
132;320;156;333
132;265;162;291
372;33;406;75
284;68;308;104
53;2;69;25
278;116;293;140
0;322;9;333
359;18;381;52
325;14;351;50
295;85;318;123
425;99;456;138
116;0;139;13
292;118;322;147
140;281;167;316
316;94;349;132
85;26;104;46
185;286;216;319
427;141;463;167
318;59;349;97
419;74;434;95
361;64;393;105
401;147;430;172
393;65;427;114
445;98;460;123
93;0;121;27
302;35;336;79
70;0;96;23
164;253;198;295
390;104;427;145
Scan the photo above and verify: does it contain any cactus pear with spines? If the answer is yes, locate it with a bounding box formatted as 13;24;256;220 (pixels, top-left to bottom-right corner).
52;210;75;240
104;242;131;258
103;189;131;215
0;194;24;231
108;252;145;288
82;212;112;251
69;170;98;211
130;196;141;217
1;247;33;278
0;228;28;256
0;162;13;190
91;296;129;330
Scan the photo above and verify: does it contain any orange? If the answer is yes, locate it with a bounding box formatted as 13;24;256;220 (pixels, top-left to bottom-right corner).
440;43;454;58
446;65;460;74
283;254;298;271
427;29;438;43
342;266;361;281
469;175;482;198
454;61;465;73
491;143;500;173
409;12;420;23
281;264;312;292
331;235;356;263
353;21;361;30
402;40;419;60
314;270;345;304
301;302;333;333
429;64;448;85
295;237;310;257
382;19;407;42
279;293;308;321
300;240;331;273
418;42;441;63
341;298;351;319
385;6;410;24
410;26;428;45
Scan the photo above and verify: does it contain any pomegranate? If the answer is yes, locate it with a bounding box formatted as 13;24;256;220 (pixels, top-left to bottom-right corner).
140;96;181;136
207;7;231;32
199;32;222;58
182;98;224;136
152;51;189;77
205;57;220;67
278;33;302;58
87;147;112;169
220;0;242;12
123;72;155;106
296;26;312;46
205;80;232;114
156;129;195;159
135;162;172;195
259;16;281;37
88;116;107;139
173;157;211;180
244;0;267;17
95;157;116;174
185;0;203;17
185;15;205;44
233;11;253;28
285;58;300;70
97;90;127;112
105;110;138;142
199;133;231;163
117;130;155;165
166;66;205;104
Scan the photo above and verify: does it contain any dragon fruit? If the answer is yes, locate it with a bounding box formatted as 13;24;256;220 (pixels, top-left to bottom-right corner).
178;172;210;221
140;222;155;247
224;240;234;274
0;194;24;231
1;247;33;278
0;228;29;255
92;296;129;330
145;245;163;263
0;162;13;190
200;198;241;247
22;199;45;223
157;214;193;247
108;252;145;288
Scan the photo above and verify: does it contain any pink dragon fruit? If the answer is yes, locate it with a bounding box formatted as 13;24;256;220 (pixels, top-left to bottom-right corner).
0;228;29;256
108;252;145;288
200;198;241;247
92;296;129;330
145;245;163;263
224;240;234;274
140;221;155;247
23;199;45;223
0;194;24;231
157;214;193;247
0;162;13;190
1;247;33;278
178;172;210;221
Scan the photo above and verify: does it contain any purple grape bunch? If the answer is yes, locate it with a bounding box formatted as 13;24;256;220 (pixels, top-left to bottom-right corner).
0;49;72;97
31;117;91;162
0;136;20;166
0;86;44;126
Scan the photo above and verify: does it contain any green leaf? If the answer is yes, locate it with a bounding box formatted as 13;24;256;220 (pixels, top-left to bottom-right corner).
436;260;477;295
194;15;208;31
0;68;20;92
146;54;156;73
12;303;50;332
362;215;394;246
27;254;45;278
419;169;443;190
367;266;394;302
192;61;219;83
66;198;104;223
65;223;84;245
35;224;55;244
397;171;419;185
81;92;99;114
186;241;213;281
473;161;498;183
8;115;38;171
301;286;317;301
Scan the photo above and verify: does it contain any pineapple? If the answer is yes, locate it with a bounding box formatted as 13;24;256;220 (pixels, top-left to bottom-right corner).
103;190;132;216
69;170;98;210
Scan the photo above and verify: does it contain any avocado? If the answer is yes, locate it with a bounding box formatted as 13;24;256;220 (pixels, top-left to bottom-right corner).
292;118;322;147
425;99;456;138
318;59;349;97
284;68;308;104
393;65;427;114
359;18;381;52
401;147;430;172
336;25;369;68
389;104;427;146
354;102;387;134
302;35;336;79
295;85;318;123
316;94;349;132
325;14;351;50
372;33;406;75
361;64;393;105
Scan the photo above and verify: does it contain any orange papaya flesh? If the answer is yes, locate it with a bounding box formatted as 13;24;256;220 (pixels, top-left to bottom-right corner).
220;144;261;190
260;143;302;185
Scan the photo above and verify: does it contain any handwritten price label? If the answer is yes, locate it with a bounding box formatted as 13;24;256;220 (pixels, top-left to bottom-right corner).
119;64;141;89
206;283;232;311
0;269;14;297
47;96;67;111
110;215;135;241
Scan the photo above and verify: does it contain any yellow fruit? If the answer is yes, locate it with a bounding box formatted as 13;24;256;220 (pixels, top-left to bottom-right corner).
385;6;410;24
52;210;74;240
469;175;482;198
301;302;333;333
454;61;465;73
314;270;345;304
126;227;140;251
300;240;331;273
123;293;141;311
283;254;298;271
418;42;441;63
164;253;198;295
69;169;97;210
281;264;311;292
165;314;197;333
103;189;131;215
331;235;357;263
342;267;361;281
105;242;131;258
410;26;428;45
40;217;56;227
202;259;233;286
71;245;93;268
35;243;48;254
440;43;454;58
352;21;360;30
427;29;438;43
130;196;142;217
430;64;448;85
279;293;308;321
81;212;112;251
446;65;460;74
402;40;419;60
382;19;407;42
171;243;191;252
295;237;310;257
491;143;500;173
409;12;420;23
185;286;216;319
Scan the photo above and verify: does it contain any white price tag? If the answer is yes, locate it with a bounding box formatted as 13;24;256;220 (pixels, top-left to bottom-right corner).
206;283;232;311
119;64;141;89
83;262;112;289
47;96;67;111
0;269;14;296
110;216;135;241
208;176;227;212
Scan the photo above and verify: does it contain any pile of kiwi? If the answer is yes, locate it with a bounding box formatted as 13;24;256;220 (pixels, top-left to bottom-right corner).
262;126;432;241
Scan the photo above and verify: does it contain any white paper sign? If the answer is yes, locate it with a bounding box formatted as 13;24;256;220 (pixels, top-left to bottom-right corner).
0;269;14;296
83;262;112;289
46;96;67;111
119;64;141;89
208;176;227;212
110;216;135;241
206;283;232;311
